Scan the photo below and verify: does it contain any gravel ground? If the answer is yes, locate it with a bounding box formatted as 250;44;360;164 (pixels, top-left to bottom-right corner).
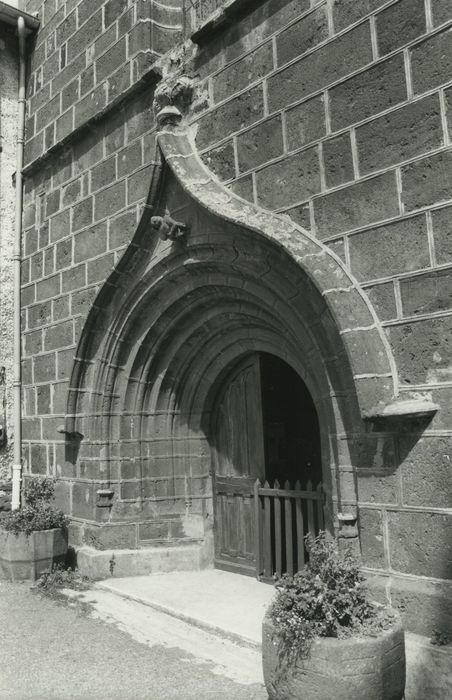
0;580;267;700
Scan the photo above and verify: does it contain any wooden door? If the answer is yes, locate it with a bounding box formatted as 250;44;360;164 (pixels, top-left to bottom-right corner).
212;354;265;575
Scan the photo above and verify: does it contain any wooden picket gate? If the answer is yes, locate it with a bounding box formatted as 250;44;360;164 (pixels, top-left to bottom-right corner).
254;479;324;580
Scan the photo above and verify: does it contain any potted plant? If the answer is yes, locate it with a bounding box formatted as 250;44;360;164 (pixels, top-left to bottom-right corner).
263;532;405;700
0;477;68;581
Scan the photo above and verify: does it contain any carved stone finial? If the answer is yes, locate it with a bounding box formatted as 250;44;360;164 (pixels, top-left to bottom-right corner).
151;210;188;241
153;75;194;120
156;105;183;128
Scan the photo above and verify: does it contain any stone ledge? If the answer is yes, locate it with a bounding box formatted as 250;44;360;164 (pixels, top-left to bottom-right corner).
76;543;205;580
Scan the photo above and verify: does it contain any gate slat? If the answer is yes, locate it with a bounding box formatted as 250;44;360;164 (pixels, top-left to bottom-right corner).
284;481;293;575
274;480;282;577
263;484;272;578
306;480;315;537
316;482;324;530
295;496;305;570
254;479;262;577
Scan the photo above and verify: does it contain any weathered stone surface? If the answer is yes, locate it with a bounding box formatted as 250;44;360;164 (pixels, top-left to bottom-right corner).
401;150;452;211
431;0;452;26
268;22;372;112
356;94;443;174
411;27;452;95
387;316;452;385
322;132;354;188
236;115;284;173
285;95;326;152
359;507;386;568
256;147;320;209
212;41;274;103
203;141;235;181
332;0;387;32
399;436;452;508
329;54;407;131
314;171;399;238
388;511;452;579
196;86;264;149
357;472;398;506
276;5;329;67
365;282;397;321
376;0;426;56
400;268;452;317
349;216;430;282
431;204;452;265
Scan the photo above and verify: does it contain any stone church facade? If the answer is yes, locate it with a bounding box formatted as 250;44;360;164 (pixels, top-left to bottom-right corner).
13;0;452;636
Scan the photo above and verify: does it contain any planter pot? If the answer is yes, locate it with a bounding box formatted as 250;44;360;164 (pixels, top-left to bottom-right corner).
263;612;405;700
0;528;68;581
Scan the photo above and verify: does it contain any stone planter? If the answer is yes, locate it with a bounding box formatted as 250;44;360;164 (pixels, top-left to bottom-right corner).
262;612;406;700
0;528;68;581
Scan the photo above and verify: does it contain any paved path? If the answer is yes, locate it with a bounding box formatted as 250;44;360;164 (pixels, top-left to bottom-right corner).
0;580;267;700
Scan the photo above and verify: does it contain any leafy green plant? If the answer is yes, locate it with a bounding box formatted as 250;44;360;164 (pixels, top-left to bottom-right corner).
430;630;451;646
269;532;390;666
36;563;91;594
0;477;68;536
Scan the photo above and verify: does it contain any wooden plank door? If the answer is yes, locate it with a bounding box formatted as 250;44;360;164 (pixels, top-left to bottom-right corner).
212;354;265;575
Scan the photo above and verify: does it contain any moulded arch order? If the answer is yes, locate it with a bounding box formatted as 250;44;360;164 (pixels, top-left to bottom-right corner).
65;117;438;449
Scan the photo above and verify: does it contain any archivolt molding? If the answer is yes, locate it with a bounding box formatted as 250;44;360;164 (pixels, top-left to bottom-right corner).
65;107;438;443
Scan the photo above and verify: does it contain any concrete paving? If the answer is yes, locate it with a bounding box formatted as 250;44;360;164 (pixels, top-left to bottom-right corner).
96;569;276;649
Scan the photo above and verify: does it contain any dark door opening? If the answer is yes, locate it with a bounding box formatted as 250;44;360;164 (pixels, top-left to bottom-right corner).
260;353;322;489
211;353;322;577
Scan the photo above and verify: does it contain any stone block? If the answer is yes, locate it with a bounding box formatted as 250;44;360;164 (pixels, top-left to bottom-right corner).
44;320;74;352
94;181;126;221
28;301;52;329
357;472;398;505
61;263;86;292
256;146;320;210
91;155;117;193
431;0;452;26
276;5;329;67
212;41;274;103
376;0;426;56
30;443;48;475
332;0;387;33
55;238;72;270
366;282;397;321
71;197;93;233
54;480;71;514
322;132;354;188
109;208;137;249
83;523;137;550
329;54;407;131
105;0;128;28
96;37;126;83
36;384;51;414
45;189;60;218
87;252;115;284
138;520;170;541
50;209;70;242
431;205;452;265
314;171;399;238
400;268;452;317
387;315;452;385
117;140;142;178
285;94;326;151
73;222;108;264
388;510;452;579
411;27;452;95
399;436;452;509
127;164;153;205
53;294;71;322
203;141;235;181
56;348;75;381
349;215;430;282
356;94;443;174
268;22;372;112
24;330;42;357
285;201;311;230
72;481;96;520
236;115;284;173
36;273;61;301
358;507;386;568
74;85;108;130
402;150;452;212
230;174;254;202
61;78;79;113
196;86;264;149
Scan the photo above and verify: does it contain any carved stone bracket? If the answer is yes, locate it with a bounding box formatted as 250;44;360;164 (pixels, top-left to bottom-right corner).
151;210;189;241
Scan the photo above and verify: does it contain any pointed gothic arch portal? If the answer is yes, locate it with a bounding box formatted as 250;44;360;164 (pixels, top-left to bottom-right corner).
211;352;322;576
64;112;437;573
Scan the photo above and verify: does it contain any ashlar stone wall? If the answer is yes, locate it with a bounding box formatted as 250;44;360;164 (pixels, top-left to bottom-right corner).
20;0;452;635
